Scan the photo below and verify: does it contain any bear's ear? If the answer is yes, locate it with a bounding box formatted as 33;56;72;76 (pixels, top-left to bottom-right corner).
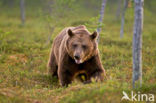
90;31;98;40
68;29;74;37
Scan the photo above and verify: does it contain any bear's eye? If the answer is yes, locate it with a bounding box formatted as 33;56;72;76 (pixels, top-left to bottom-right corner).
72;44;77;48
82;45;87;49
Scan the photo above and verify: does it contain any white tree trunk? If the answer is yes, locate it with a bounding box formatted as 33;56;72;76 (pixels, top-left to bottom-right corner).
132;0;144;88
20;0;25;25
97;0;107;42
120;0;128;38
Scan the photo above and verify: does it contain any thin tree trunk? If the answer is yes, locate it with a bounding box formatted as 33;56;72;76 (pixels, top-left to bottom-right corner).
116;0;122;19
8;0;14;8
120;0;128;38
97;0;107;42
45;26;55;46
132;0;144;88
44;0;53;15
20;0;25;25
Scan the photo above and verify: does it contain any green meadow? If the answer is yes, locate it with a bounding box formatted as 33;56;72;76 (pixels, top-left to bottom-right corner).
0;0;156;103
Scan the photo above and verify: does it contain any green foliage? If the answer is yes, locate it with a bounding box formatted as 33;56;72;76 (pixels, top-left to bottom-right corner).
84;15;103;32
0;29;12;53
55;0;76;7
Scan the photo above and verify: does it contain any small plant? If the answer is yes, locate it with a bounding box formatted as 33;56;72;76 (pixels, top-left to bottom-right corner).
85;15;105;32
0;29;11;53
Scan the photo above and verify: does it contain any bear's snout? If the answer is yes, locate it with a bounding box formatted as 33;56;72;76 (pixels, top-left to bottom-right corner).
74;55;80;60
74;54;83;64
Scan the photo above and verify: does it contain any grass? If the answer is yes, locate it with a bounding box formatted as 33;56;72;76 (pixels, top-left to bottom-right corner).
0;4;156;103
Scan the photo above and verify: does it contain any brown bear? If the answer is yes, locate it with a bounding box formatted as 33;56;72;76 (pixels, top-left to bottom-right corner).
47;25;105;86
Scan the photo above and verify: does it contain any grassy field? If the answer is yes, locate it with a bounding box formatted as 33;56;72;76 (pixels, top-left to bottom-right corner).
0;4;156;103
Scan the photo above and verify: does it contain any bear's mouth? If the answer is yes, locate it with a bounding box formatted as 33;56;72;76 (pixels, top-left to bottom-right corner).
75;59;82;64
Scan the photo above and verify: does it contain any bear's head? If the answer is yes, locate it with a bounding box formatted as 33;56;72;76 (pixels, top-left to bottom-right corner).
66;29;98;64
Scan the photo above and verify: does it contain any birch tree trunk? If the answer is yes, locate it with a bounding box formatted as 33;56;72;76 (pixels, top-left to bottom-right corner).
97;0;107;42
20;0;25;25
132;0;144;88
120;0;128;38
8;0;14;8
116;0;122;20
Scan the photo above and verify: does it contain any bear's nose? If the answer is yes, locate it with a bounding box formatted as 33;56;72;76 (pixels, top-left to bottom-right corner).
74;55;80;60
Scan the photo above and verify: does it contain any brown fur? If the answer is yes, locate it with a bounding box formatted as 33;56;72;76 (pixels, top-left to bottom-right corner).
48;25;105;86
